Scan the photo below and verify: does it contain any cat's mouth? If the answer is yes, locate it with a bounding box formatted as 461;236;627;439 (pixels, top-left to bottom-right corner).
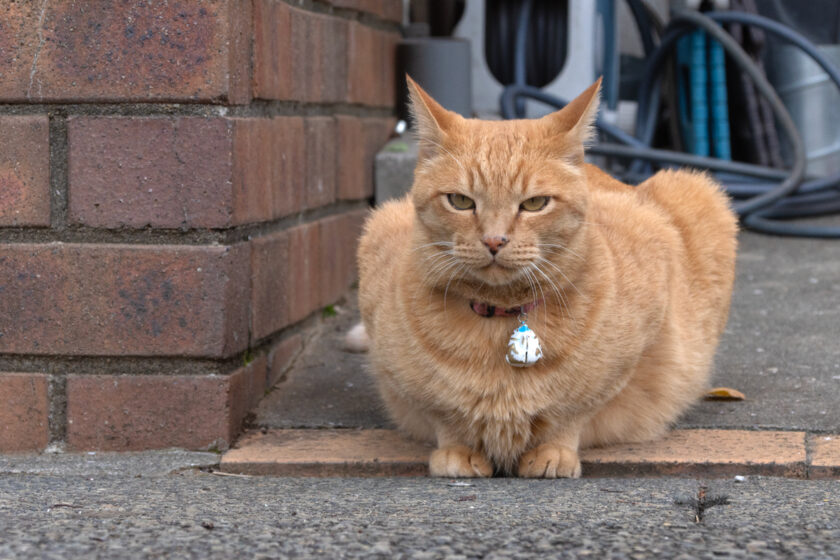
483;261;513;270
470;260;529;287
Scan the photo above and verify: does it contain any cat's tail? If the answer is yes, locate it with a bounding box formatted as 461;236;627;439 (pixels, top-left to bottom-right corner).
343;322;370;353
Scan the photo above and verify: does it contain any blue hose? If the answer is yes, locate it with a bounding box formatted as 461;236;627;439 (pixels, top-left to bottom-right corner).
501;5;840;238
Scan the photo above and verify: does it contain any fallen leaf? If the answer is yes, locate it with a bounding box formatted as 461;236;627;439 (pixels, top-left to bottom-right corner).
705;387;746;401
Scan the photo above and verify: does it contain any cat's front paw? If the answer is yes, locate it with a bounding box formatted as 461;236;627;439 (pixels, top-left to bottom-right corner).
518;443;582;478
429;445;493;478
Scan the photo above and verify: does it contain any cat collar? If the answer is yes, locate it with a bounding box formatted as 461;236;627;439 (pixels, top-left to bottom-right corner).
470;300;540;318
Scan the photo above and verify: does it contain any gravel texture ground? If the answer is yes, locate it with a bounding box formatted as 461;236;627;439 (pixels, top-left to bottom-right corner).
1;471;839;558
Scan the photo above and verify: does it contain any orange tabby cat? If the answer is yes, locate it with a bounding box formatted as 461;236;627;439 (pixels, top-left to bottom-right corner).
357;77;737;478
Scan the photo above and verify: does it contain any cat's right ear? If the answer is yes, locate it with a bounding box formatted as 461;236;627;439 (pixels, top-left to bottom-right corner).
405;75;458;155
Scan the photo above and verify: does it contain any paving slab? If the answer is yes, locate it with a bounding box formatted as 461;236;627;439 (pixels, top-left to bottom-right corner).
223;428;823;478
257;230;840;435
679;229;840;432
222;429;431;476
253;300;392;429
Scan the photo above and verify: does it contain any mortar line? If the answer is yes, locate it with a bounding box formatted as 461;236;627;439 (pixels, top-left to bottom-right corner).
0;102;396;119
0;199;371;246
285;0;402;32
47;112;69;230
804;431;814;479
47;374;67;448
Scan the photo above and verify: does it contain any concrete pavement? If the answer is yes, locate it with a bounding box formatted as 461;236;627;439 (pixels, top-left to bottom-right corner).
1;470;839;558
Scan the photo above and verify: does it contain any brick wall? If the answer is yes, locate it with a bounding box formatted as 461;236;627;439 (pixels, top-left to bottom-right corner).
0;0;399;452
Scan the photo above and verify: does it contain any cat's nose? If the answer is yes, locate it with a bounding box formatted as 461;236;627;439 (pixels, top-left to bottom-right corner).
482;235;509;255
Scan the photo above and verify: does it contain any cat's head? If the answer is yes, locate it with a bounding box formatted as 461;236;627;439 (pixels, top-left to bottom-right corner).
407;76;600;291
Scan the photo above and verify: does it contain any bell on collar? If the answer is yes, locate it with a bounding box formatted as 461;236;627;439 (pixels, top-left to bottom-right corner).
506;321;542;367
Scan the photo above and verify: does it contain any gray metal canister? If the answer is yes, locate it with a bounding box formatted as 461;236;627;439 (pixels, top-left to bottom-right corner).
769;45;840;176
397;37;472;121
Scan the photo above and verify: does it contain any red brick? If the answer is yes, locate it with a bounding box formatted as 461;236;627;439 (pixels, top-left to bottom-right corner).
319;215;350;306
380;0;404;23
0;116;50;227
68;116;303;229
329;0;399;20
379;31;400;106
226;0;253;105
269;117;305;218
253;0;293;100
337;116;395;201
319;210;368;306
290;8;324;102
267;334;302;389
347;26;399;107
0;373;49;453
336;116;367;200
251;231;290;341
67;363;267;451
228;355;269;437
231;117;305;224
304;117;337;209
321;16;349;103
232;118;273;225
68;117;235;229
232;118;270;224
347;22;379;105
0;243;249;357
0;1;247;103
287;223;321;324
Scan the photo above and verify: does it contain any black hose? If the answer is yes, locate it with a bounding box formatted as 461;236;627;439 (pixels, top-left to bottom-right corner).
500;6;840;238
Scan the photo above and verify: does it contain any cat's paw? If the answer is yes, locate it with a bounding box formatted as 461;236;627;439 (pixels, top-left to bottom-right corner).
517;443;582;478
429;445;493;478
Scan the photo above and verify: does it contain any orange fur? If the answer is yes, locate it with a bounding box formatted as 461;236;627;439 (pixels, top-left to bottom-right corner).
357;77;738;477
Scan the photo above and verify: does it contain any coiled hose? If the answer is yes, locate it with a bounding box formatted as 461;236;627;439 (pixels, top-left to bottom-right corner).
500;3;840;238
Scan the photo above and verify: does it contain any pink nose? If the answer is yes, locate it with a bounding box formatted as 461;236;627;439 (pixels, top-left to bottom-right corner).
482;236;509;255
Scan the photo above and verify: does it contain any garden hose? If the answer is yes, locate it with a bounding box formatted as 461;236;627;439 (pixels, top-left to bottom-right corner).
500;3;840;238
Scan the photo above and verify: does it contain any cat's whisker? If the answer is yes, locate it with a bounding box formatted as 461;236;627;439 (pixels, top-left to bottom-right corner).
535;256;583;298
522;266;547;334
443;263;467;313
412;241;455;253
528;263;563;312
425;257;461;291
421;260;459;299
531;262;577;330
425;252;458;274
425;258;462;306
536;243;584;261
421;249;455;266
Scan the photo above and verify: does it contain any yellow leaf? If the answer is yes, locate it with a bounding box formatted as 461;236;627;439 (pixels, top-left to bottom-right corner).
705;387;746;401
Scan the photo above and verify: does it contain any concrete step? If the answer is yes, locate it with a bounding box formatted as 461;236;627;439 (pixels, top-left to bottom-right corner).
220;428;840;479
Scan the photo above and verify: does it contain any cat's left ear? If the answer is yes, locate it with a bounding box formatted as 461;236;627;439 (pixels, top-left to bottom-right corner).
542;77;602;160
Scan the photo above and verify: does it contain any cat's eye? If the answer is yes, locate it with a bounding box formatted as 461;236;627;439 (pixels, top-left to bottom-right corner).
447;193;476;211
520;196;550;212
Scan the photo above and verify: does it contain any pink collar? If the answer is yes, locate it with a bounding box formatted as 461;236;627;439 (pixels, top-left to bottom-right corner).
470;300;540;318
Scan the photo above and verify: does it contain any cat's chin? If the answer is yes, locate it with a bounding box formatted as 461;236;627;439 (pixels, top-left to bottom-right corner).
466;263;529;288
